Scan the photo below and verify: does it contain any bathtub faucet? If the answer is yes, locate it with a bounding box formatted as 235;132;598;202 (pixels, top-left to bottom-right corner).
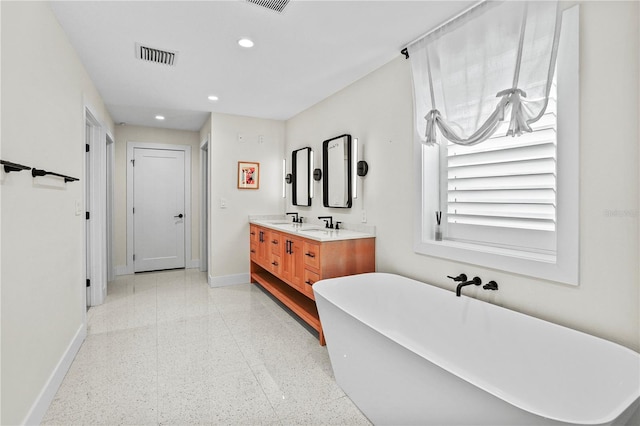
455;276;482;297
447;273;467;282
483;281;499;291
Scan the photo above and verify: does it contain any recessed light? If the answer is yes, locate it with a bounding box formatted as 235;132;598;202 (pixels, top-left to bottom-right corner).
238;38;254;48
208;95;219;101
155;115;165;120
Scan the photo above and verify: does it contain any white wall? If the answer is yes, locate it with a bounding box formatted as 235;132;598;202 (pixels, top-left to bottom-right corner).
0;2;113;424
113;125;201;271
208;113;285;284
285;1;640;351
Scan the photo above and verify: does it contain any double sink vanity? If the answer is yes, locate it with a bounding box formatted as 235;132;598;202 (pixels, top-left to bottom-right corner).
249;216;375;345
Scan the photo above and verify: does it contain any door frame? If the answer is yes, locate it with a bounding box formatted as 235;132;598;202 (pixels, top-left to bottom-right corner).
126;141;192;274
84;106;108;307
199;136;209;272
106;134;115;282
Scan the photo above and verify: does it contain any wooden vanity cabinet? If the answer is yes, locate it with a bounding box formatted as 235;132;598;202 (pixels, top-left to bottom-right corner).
249;224;375;345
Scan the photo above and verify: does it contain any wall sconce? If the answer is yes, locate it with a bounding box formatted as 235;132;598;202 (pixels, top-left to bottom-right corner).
309;150;314;199
282;159;288;198
357;160;369;177
353;138;368;199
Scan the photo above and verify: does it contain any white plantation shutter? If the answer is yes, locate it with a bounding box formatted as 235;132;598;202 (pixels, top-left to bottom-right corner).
443;81;557;252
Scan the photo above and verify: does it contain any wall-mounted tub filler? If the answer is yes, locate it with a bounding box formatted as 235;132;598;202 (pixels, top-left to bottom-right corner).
314;273;640;426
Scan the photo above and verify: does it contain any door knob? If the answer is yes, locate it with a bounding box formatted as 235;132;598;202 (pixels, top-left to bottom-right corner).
174;214;184;218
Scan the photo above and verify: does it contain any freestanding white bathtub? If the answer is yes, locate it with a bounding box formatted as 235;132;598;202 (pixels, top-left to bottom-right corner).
314;273;640;426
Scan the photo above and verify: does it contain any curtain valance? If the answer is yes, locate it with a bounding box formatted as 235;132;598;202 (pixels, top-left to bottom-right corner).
408;1;562;146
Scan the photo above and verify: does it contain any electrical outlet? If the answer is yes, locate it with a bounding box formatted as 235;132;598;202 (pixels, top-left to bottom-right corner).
361;210;367;223
258;135;264;144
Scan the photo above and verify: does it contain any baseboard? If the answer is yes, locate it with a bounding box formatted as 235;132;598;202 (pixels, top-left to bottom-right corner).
23;323;86;425
115;264;132;276
208;272;251;288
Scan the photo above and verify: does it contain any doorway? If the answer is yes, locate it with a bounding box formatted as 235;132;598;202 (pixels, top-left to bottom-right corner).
126;142;192;273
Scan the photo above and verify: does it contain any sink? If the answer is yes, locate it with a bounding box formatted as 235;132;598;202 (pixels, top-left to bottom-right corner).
300;228;329;234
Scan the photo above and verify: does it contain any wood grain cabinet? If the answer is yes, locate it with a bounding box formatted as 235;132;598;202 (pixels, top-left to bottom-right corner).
249;223;375;345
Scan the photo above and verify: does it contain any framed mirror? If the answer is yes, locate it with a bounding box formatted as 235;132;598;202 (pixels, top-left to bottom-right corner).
292;147;312;206
323;134;352;208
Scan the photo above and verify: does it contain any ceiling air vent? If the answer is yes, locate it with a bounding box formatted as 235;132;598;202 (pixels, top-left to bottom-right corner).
246;0;290;13
135;43;177;66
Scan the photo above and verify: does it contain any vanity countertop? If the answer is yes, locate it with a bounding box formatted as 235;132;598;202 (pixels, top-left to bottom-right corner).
250;219;375;242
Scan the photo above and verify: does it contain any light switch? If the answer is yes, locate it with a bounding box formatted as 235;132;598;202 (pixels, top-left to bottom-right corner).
220;198;228;209
75;199;83;216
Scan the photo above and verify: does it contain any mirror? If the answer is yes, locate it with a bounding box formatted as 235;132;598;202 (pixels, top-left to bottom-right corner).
292;147;312;206
323;134;352;208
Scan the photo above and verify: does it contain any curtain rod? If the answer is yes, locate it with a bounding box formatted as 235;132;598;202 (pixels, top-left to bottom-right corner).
401;0;488;59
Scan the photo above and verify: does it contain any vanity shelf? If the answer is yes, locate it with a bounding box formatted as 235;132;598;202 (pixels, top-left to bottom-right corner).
250;222;375;345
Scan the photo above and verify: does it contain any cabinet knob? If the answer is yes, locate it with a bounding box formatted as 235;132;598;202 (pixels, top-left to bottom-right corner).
305;280;314;285
305;252;315;258
272;240;278;244
271;261;278;266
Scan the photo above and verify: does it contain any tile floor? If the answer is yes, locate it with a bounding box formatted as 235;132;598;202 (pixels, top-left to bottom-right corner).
42;269;370;425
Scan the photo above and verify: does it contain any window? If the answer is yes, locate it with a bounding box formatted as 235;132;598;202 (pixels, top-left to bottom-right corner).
443;78;557;256
414;6;579;285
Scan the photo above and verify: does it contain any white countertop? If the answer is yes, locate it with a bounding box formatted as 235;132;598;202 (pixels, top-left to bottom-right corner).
250;219;375;242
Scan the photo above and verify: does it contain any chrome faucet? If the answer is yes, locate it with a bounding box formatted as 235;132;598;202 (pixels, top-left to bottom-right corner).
318;216;334;229
455;276;482;297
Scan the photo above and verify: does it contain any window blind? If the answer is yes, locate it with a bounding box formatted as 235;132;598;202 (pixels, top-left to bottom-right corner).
446;84;557;234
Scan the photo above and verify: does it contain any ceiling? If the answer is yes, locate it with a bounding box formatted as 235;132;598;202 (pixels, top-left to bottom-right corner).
50;0;475;131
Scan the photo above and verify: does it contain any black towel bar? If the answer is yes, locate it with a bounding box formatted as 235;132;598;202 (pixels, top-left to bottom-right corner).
1;160;31;174
31;168;79;183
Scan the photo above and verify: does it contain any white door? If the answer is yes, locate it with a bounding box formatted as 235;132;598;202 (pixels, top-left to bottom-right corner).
133;148;186;272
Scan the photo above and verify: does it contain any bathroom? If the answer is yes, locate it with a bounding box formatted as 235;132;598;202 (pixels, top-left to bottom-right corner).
1;1;638;424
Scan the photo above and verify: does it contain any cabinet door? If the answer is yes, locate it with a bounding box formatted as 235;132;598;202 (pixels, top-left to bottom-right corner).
303;241;321;271
257;227;269;267
282;236;304;290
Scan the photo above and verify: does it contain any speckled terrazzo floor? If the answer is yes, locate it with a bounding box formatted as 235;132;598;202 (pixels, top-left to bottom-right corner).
42;269;370;425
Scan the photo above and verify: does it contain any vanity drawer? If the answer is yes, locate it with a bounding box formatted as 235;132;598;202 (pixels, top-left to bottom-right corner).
269;254;282;276
270;232;282;256
250;225;259;242
303;241;320;270
303;269;320;299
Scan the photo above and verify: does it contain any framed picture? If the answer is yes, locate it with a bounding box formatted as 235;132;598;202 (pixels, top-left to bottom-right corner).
237;161;260;189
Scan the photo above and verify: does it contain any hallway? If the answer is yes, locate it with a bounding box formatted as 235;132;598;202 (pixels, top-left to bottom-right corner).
42;270;369;425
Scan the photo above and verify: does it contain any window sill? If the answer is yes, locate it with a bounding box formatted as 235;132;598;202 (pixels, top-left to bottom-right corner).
414;238;578;286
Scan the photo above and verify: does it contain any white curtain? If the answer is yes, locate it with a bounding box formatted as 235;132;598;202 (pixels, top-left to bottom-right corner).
408;1;562;146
